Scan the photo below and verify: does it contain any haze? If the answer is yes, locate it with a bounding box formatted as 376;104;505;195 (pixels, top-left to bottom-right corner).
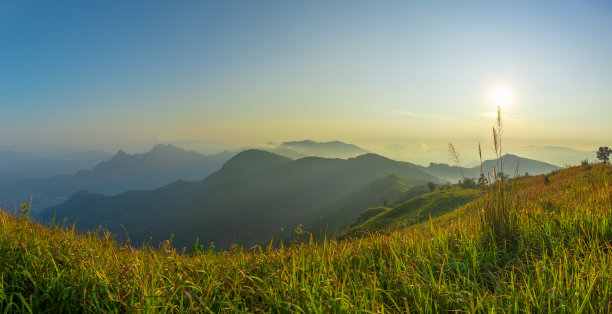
1;1;611;165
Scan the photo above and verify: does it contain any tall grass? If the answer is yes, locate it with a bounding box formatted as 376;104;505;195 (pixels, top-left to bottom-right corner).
448;142;465;182
479;106;518;248
1;163;611;312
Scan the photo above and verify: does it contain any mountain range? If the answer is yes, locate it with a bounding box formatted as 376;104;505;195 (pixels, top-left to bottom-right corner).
264;140;370;159
39;149;437;249
0;138;563;252
422;154;560;182
0;145;233;212
511;145;596;167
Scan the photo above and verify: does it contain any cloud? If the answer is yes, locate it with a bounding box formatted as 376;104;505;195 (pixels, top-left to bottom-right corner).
391;110;457;121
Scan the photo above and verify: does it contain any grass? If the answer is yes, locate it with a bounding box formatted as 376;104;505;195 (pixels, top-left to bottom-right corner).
339;188;480;239
0;163;611;312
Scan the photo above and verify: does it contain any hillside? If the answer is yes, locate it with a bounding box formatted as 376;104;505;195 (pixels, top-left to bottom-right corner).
0;145;233;212
339;188;480;238
39;150;437;249
313;174;416;234
2;163;611;312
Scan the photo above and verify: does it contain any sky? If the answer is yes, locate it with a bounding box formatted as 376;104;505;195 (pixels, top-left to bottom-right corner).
1;0;611;164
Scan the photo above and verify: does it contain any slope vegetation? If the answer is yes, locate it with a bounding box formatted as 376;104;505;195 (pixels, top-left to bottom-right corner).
340;188;480;238
2;164;611;312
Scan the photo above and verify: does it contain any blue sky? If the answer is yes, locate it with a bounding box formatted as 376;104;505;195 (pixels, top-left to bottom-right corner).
1;0;611;162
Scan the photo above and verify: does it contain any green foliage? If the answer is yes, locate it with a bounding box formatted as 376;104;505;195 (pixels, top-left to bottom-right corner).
290;224;305;248
1;165;612;312
459;177;477;189
439;182;451;190
597;146;611;164
19;201;31;220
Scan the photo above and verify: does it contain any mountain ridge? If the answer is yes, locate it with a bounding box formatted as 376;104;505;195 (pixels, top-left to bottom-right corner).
39;149;437;249
0;145;233;212
422;153;560;182
265;139;370;159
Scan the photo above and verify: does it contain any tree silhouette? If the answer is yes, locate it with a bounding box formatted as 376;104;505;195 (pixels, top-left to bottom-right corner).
461;178;477;189
597;146;611;164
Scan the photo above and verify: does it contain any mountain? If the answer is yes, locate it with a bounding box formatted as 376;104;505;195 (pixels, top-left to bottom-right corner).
85;144;234;189
266;140;370;159
39;150;437;249
0;145;233;212
422;154;560;182
312;174;416;234
512;145;596;167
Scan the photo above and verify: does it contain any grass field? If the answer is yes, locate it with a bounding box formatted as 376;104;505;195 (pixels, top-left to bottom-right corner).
1;163;611;312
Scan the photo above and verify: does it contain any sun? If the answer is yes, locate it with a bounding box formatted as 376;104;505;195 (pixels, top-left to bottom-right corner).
490;87;512;108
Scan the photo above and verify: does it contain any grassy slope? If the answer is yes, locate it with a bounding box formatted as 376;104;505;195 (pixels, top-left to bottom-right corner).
312;174;417;235
0;164;611;312
339;188;480;239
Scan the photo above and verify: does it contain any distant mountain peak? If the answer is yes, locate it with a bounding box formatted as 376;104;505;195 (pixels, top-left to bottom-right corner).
281;139;361;148
353;153;388;161
151;144;182;153
227;149;290;163
113;149;129;159
216;149;292;178
274;140;369;159
282;140;316;145
423;153;560;182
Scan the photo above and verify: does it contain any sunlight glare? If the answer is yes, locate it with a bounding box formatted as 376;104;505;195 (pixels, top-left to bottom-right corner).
490;87;512;108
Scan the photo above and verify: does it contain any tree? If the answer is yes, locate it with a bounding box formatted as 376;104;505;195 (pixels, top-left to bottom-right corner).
597;146;611;164
427;182;436;192
496;172;509;182
477;175;488;187
461;178;477;189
